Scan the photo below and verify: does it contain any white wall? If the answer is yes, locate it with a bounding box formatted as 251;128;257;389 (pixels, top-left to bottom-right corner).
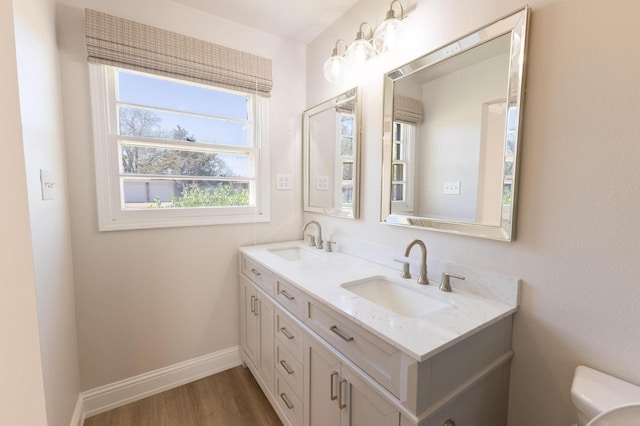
0;1;49;424
56;0;306;390
306;0;640;425
419;53;508;222
9;0;81;424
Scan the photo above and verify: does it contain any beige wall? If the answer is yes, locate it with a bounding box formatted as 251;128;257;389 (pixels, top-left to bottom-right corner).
57;0;306;390
0;1;49;424
306;0;640;425
12;0;82;423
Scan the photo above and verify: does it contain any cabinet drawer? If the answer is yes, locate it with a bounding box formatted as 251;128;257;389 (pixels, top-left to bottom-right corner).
305;300;403;398
275;278;305;319
276;309;304;362
276;342;304;396
242;255;275;296
275;371;303;426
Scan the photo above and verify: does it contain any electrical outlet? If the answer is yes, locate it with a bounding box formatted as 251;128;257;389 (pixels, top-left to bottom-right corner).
443;181;461;195
316;175;329;191
277;173;292;190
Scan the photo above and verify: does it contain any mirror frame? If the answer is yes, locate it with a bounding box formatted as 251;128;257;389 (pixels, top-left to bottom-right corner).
381;7;529;241
303;87;361;219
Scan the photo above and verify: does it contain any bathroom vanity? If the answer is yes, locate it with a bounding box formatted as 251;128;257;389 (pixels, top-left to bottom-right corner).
239;241;518;426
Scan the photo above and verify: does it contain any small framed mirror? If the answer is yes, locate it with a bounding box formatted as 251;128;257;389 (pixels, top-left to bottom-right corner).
304;88;361;219
381;7;529;240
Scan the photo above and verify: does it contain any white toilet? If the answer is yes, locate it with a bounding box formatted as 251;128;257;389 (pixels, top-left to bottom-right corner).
571;365;640;425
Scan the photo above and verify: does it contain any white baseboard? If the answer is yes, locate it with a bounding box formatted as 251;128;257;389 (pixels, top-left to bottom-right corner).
70;395;84;426
76;345;242;423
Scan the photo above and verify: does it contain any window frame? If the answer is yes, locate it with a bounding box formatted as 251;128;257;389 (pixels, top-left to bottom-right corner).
335;112;355;209
391;121;415;213
89;64;270;231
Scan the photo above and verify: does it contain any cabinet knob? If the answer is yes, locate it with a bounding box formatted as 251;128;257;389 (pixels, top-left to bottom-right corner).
443;420;456;426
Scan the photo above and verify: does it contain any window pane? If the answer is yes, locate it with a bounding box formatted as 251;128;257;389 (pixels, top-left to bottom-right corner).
117;70;249;120
118;106;250;147
342;183;353;204
120;144;250;177
393;142;403;161
340;137;353;156
503;183;512;205
340;116;354;136
122;179;251;209
342;162;353;180
392;164;404;181
504;160;514;176
391;183;404;201
394;122;401;141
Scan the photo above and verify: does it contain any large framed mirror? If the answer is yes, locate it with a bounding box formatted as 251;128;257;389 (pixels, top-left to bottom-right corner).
381;7;529;241
304;88;361;219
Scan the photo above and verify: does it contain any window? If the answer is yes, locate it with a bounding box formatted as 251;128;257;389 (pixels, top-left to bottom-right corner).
90;65;269;231
337;113;355;208
391;121;415;213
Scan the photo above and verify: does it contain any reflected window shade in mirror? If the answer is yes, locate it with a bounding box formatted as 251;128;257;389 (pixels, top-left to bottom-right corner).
394;95;424;124
381;7;529;241
303;88;361;219
84;9;272;97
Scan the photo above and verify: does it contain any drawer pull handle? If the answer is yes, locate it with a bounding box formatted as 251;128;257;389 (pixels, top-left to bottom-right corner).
330;325;354;342
330;371;339;401
280;360;294;375
280;392;294;410
280;327;295;340
250;268;261;276
443;421;456;426
280;289;295;301
338;379;348;409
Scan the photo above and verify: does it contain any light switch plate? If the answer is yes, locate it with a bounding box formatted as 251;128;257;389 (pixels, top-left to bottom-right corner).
40;169;56;200
316;175;329;191
277;173;292;190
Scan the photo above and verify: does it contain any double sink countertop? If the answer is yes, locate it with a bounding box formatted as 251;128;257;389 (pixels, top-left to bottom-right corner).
240;240;519;362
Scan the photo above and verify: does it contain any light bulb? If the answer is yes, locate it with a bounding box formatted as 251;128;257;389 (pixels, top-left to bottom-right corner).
323;54;348;83
373;18;402;54
346;39;375;67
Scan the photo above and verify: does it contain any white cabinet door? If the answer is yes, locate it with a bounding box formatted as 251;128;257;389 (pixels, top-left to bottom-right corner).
342;364;399;426
305;334;342;426
305;333;400;426
241;277;260;365
258;291;275;391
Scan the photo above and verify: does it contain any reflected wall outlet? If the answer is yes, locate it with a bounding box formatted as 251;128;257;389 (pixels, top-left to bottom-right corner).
443;181;461;195
316;175;329;191
276;174;292;190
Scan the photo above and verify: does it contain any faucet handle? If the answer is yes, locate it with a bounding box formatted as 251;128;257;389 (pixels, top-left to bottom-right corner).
325;241;336;252
440;272;465;292
305;234;316;247
393;258;411;279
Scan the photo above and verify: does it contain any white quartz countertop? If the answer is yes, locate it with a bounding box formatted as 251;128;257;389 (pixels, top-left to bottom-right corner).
240;240;518;362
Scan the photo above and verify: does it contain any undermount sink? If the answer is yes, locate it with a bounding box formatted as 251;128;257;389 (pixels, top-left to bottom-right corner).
268;246;320;261
587;403;640;426
341;276;452;318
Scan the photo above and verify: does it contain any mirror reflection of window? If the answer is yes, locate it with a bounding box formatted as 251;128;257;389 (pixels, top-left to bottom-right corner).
391;121;415;213
337;113;355;208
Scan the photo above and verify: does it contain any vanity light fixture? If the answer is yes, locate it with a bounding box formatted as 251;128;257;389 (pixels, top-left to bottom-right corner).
373;0;404;54
322;1;408;83
345;22;376;67
323;39;349;84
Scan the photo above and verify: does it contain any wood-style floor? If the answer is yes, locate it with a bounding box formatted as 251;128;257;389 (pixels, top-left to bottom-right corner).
84;366;282;426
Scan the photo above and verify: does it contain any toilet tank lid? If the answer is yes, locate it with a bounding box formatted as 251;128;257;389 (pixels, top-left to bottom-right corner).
572;366;640;419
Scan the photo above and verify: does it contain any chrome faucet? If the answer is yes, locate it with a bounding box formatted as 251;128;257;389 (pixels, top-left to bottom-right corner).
403;239;428;284
302;220;323;249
